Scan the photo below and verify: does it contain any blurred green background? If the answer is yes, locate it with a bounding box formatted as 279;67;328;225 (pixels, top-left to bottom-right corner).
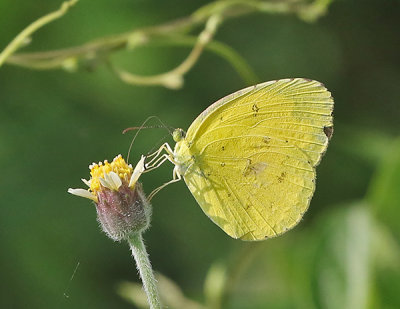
1;0;399;308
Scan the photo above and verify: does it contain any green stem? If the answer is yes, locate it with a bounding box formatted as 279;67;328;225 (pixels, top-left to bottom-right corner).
147;35;258;84
128;232;161;309
111;14;222;89
1;0;332;88
0;0;78;67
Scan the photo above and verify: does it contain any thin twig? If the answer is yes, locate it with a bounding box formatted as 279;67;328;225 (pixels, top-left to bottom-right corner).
1;0;332;88
0;0;78;67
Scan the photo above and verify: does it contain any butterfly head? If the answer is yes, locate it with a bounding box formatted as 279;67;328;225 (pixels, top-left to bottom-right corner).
172;128;186;142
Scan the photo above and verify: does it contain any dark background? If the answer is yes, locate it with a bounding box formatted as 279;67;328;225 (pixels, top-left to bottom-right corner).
1;0;399;308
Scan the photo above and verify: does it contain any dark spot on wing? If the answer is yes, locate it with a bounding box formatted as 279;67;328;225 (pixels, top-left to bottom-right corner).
277;172;287;183
324;126;334;140
252;104;259;117
221;162;225;167
221;146;225;151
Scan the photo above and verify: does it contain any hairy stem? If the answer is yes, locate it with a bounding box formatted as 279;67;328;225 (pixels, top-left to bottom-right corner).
128;232;161;309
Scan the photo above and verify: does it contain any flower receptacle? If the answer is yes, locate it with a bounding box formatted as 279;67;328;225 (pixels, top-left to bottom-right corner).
96;182;151;241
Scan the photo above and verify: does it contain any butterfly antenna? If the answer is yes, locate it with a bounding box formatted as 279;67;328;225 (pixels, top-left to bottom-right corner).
124;116;158;163
152;115;174;135
123;116;174;163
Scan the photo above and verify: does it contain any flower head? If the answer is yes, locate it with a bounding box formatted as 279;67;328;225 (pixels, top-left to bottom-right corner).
68;155;150;241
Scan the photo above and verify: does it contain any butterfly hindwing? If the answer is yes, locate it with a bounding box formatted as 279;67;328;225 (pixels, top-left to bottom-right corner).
178;78;333;240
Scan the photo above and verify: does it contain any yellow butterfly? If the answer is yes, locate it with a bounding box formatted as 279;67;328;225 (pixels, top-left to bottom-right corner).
145;78;334;241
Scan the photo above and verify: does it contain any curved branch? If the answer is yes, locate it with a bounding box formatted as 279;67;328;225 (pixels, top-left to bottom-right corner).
0;0;78;67
1;0;332;88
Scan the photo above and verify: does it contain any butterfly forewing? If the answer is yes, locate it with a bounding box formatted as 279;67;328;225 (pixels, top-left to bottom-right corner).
181;78;333;240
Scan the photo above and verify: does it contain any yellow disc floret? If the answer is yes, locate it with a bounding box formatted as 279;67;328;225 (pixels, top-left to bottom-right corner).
89;155;133;194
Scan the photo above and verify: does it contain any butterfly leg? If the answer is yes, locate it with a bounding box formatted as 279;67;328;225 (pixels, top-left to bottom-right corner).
146;142;174;161
145;154;175;172
143;143;183;200
145;143;175;172
147;166;182;201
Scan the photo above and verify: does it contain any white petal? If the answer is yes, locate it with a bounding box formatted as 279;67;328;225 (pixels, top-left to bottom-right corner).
108;171;122;190
102;172;119;191
68;188;96;201
129;155;145;187
81;178;91;187
99;177;112;190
